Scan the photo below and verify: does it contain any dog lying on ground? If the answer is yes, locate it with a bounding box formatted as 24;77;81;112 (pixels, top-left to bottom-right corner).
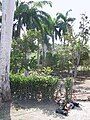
55;99;80;116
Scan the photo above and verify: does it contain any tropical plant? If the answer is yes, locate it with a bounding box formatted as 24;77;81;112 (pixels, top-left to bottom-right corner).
11;30;40;73
79;13;90;44
64;77;73;103
13;0;52;38
55;9;75;44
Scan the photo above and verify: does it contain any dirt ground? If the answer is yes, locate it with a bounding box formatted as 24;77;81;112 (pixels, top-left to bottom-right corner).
73;77;90;101
0;101;90;120
0;77;90;120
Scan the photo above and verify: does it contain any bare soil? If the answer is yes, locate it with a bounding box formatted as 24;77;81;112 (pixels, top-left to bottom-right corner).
0;76;90;120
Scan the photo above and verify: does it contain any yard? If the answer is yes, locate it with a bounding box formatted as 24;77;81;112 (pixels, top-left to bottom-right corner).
0;76;90;120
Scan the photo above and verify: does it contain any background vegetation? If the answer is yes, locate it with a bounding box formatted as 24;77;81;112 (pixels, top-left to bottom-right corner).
3;1;90;101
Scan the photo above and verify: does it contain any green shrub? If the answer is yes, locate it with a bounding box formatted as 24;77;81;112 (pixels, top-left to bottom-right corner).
64;77;73;103
42;67;53;75
10;73;59;101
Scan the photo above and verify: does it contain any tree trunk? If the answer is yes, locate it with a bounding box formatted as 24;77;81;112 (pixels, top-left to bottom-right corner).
52;34;54;50
73;51;80;78
74;65;78;78
0;0;15;102
42;39;45;66
37;40;40;67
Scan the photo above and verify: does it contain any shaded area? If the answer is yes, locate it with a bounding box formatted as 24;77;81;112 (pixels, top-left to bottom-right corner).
0;75;90;120
0;99;90;120
12;100;65;119
0;101;11;120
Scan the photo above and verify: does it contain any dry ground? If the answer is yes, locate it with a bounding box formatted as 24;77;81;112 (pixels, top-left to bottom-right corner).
73;77;90;100
0;77;90;120
0;101;90;120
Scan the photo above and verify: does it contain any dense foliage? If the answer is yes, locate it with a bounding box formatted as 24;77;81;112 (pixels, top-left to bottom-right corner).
3;1;89;101
10;73;59;101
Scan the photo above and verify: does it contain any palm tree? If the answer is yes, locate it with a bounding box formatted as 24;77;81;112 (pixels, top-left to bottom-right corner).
55;9;75;45
13;1;52;38
45;10;75;50
13;1;53;67
13;1;29;38
0;0;15;102
49;17;61;50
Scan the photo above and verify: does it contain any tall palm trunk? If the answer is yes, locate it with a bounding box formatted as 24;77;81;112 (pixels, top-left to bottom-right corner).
42;39;45;66
52;34;54;50
16;16;21;38
0;0;15;102
37;40;40;67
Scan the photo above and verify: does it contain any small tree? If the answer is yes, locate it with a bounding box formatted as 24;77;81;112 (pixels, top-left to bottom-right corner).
79;14;90;44
11;30;40;73
64;77;73;103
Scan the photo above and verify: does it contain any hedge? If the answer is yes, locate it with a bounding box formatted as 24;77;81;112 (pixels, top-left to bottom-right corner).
10;73;59;101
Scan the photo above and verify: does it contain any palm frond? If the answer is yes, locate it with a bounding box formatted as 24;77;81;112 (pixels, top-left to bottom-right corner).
32;1;52;8
66;9;72;17
38;10;51;18
67;18;76;22
33;16;43;32
56;13;66;22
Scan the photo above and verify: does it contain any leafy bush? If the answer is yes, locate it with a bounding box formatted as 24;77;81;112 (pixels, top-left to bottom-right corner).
42;67;53;75
64;77;73;103
10;73;59;101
